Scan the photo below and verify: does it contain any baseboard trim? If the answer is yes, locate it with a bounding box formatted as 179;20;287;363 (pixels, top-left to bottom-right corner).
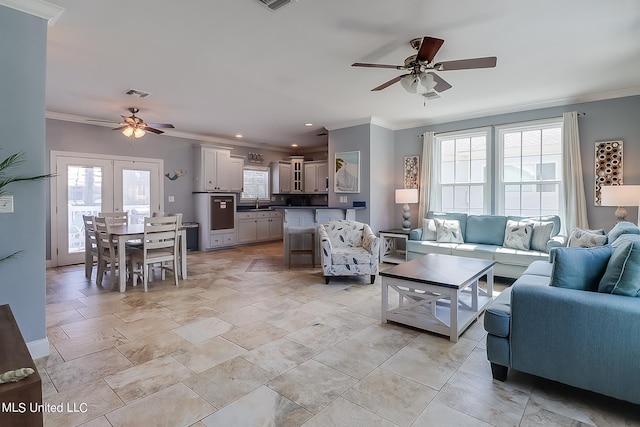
27;337;50;360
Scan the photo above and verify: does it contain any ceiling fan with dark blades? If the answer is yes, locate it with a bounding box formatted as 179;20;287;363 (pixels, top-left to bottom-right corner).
87;107;175;138
352;36;497;94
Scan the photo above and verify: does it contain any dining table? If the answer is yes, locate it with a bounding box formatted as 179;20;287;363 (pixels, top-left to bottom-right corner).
101;224;187;292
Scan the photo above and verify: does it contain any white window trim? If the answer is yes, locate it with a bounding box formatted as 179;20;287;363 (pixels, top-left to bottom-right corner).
240;165;271;202
432;127;492;214
495;118;563;217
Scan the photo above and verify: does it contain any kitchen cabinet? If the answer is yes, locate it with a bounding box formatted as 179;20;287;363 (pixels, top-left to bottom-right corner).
271;161;291;193
290;156;304;193
304;161;328;193
229;156;244;193
195;146;232;191
237;210;282;243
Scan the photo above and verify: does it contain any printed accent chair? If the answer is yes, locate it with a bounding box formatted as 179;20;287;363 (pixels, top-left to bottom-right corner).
318;220;380;284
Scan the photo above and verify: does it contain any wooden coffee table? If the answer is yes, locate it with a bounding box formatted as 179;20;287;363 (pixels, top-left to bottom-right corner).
380;253;495;342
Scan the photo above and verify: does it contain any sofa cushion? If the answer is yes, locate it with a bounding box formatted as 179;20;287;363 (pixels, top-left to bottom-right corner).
330;246;371;265
503;220;533;250
452;243;498;260
428;212;468;238
606;221;640;244
484;286;513;338
567;227;607;248
406;240;456;255
522;260;553;277
435;219;464;243
525;220;555;252
494;247;549;267
550;246;614;292
421;218;437;241
598;240;640;296
465;215;507;246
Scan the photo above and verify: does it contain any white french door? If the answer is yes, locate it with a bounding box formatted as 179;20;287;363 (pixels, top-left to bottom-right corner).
51;151;163;266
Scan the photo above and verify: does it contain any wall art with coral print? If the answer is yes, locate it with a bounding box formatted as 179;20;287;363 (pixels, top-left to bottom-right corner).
403;156;419;189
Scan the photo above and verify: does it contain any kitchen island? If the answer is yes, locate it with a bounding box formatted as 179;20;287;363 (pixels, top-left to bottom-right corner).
271;206;365;266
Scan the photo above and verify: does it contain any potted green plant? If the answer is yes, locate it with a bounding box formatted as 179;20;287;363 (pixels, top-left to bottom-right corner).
0;150;53;264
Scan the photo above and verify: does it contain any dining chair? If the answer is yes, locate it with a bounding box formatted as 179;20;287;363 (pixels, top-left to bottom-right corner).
151;211;184;278
99;211;128;228
93;216;129;286
130;215;180;291
82;214;98;279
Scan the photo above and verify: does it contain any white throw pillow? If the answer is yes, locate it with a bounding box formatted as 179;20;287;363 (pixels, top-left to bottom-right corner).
435;219;464;243
568;227;607;248
503;220;534;250
524;220;554;252
421;218;437;241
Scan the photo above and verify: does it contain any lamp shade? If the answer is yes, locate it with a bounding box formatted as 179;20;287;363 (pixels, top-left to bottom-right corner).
395;188;419;204
400;75;419;93
600;185;640;206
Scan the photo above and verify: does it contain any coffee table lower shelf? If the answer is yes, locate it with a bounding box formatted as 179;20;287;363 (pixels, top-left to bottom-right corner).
383;283;493;342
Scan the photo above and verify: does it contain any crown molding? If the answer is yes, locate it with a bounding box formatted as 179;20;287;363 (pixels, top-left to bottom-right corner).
325;116;395;132
45;111;295;153
394;86;640;131
0;0;65;25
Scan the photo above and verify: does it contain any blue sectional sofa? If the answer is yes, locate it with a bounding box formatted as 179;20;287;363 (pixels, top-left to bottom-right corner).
484;221;640;405
407;212;566;278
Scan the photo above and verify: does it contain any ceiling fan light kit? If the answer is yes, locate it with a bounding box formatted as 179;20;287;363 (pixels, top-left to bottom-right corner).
352;36;497;96
88;107;175;140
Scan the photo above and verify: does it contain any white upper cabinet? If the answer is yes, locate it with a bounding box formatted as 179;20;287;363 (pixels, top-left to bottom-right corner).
195;146;234;191
304;161;328;193
229;156;244;193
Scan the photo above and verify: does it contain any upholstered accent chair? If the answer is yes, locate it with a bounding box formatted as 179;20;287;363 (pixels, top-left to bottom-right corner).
318;220;380;284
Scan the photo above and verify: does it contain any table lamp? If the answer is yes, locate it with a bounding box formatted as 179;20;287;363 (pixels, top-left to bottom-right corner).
600;184;640;224
395;189;419;230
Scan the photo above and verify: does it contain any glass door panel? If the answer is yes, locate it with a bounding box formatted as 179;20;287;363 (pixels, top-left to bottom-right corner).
114;161;161;224
55;157;113;265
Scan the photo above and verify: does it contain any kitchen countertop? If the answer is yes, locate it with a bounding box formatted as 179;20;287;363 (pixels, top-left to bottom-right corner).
270;206;365;210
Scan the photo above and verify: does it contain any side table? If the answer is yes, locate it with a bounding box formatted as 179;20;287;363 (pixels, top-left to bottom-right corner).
379;229;411;264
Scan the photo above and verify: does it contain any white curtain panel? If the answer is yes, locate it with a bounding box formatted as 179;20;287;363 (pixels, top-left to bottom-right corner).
419;131;435;220
562;111;589;232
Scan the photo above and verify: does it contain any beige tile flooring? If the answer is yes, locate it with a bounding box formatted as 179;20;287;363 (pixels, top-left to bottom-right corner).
38;242;640;427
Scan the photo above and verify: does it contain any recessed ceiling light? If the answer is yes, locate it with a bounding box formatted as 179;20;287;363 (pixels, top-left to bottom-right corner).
235;134;243;138
304;123;313;127
291;144;298;147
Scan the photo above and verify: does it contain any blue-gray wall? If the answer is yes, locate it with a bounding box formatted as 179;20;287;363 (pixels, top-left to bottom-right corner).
0;6;48;349
394;95;640;231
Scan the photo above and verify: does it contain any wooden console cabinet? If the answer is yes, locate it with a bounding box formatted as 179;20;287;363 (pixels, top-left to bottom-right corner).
0;304;43;427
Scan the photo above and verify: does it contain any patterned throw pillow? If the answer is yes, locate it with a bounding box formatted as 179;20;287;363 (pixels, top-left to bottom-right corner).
435;219;464;243
503;220;533;250
421;218;437;241
568;227;607;248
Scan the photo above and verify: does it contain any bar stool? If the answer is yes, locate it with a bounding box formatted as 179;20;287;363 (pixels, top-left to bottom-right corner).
287;226;316;268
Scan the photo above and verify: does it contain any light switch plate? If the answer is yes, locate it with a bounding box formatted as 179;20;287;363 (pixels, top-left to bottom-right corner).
0;195;14;213
168;195;175;203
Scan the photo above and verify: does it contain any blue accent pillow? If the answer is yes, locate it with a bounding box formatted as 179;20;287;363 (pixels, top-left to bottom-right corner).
550;246;615;292
465;215;507;246
606;221;640;244
598;240;640;296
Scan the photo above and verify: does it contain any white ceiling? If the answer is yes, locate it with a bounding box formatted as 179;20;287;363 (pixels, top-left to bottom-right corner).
40;0;640;149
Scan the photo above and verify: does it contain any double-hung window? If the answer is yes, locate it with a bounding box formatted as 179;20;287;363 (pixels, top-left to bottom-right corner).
496;119;563;217
433;128;491;214
430;119;563;218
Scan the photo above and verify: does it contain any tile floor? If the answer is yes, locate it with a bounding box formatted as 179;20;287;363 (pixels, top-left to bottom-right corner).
38;242;640;426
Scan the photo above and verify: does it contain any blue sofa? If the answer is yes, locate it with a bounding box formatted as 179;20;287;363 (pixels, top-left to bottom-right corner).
407;212;566;278
484;221;640;405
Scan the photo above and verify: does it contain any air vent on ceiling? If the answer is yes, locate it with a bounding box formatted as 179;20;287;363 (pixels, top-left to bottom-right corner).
124;88;151;98
257;0;294;11
422;91;441;100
